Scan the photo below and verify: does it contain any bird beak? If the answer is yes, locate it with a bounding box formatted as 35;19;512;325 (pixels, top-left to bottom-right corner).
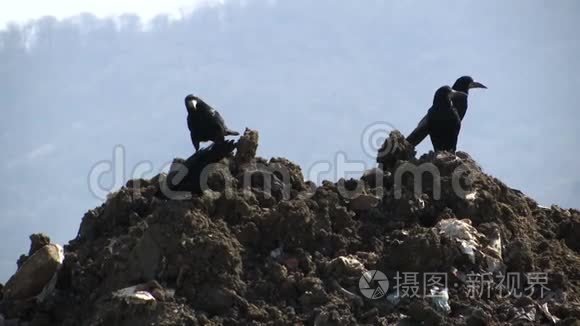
190;99;198;110
449;90;468;101
469;81;487;89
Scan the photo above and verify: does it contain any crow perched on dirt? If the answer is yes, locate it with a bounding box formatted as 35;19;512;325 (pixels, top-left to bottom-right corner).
185;94;239;152
166;140;237;196
425;86;467;152
406;76;486;147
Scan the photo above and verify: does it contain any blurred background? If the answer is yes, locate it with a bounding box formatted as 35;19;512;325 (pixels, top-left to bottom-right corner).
1;0;579;281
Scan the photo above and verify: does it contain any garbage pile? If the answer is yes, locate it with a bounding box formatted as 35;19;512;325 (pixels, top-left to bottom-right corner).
1;130;579;325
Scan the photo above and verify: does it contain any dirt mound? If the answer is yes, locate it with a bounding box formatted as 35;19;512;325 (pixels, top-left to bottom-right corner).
1;130;580;325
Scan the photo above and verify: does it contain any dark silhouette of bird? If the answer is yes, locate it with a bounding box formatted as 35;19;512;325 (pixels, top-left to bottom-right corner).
406;76;486;146
165;140;237;196
426;86;467;152
185;94;239;152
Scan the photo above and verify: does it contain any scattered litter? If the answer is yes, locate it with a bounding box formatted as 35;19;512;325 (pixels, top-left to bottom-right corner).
437;218;504;272
483;227;504;272
417;197;426;209
486;232;502;258
513;305;536;322
538;302;560;324
113;285;157;305
429;287;451;314
465;191;477;201
436;219;481;263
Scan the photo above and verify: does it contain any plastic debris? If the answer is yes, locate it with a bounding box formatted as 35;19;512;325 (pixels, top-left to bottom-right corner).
436;219;481;263
465;191;477;201
513;305;536;322
436;218;504;272
113;285;157;305
538;302;560;324
429;287;451;314
483;226;503;273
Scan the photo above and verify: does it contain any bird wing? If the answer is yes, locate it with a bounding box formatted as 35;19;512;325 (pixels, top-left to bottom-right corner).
187;113;196;133
406;113;429;146
209;107;227;131
452;97;468;121
210;107;239;135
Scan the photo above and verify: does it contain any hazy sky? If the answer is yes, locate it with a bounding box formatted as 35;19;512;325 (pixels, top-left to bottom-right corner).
0;0;221;27
1;0;579;283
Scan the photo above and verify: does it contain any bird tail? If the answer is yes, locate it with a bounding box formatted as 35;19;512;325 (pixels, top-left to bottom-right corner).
406;115;429;146
225;129;240;136
406;127;428;147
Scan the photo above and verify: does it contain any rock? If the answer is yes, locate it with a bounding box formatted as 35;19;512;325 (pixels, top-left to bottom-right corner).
27;234;51;257
15;234;51;269
269;157;306;190
361;168;386;188
3;244;64;300
408;300;445;326
326;256;366;281
466;308;490;326
349;194;380;211
195;285;239;315
235;128;259;165
376;130;416;170
504;239;534;273
127;229;162;281
559;214;580;252
381;227;456;273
